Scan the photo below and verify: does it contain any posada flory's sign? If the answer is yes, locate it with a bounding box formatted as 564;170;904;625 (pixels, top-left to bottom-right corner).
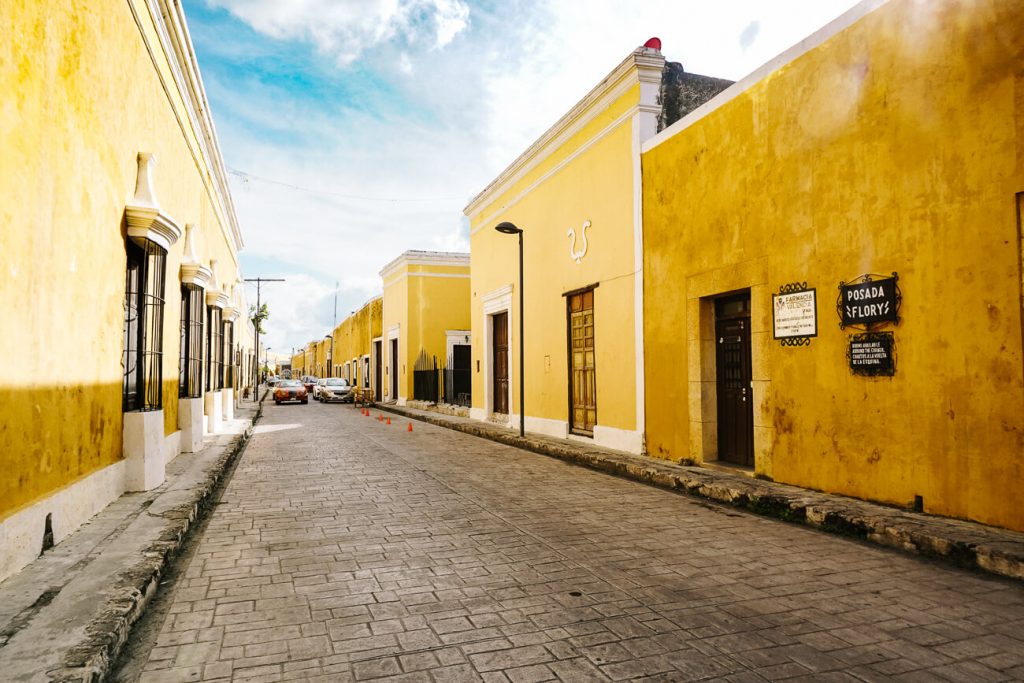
839;275;899;328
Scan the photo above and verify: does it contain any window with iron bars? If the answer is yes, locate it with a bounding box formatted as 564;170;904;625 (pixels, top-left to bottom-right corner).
179;283;204;398
206;306;223;391
122;238;166;412
222;320;234;390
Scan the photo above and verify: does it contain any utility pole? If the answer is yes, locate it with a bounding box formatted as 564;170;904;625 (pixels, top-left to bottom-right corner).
245;277;285;401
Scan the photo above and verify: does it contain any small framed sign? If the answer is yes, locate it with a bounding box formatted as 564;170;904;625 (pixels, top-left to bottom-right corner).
773;283;817;346
838;273;900;329
848;332;895;376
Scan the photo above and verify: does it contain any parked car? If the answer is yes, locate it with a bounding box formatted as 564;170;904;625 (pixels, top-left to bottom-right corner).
273;379;308;405
318;378;354;403
301;376;317;394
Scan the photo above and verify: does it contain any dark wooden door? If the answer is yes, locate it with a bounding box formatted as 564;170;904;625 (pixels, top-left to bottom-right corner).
390;338;398;400
569;290;596;434
492;313;508;414
374;340;382;401
716;299;753;466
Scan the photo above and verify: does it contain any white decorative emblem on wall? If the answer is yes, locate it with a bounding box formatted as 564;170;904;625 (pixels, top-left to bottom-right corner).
567;219;591;264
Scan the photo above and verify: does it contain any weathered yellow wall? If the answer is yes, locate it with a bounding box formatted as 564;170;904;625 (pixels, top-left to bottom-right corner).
469;87;638;432
332;296;382;386
0;0;241;520
642;0;1024;529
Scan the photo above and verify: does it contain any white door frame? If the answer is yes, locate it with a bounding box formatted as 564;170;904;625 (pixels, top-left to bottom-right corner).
481;285;513;420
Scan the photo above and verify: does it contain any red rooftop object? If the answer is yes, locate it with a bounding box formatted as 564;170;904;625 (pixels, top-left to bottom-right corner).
644;37;662;50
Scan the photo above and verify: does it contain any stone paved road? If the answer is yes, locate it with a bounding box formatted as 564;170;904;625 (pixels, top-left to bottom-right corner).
132;401;1024;682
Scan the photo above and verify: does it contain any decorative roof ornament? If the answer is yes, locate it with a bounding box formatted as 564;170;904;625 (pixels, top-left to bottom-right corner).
125;152;182;251
206;258;229;308
179;223;212;287
643;37;662;51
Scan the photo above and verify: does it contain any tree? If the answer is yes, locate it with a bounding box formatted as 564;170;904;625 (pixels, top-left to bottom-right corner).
250;303;269;334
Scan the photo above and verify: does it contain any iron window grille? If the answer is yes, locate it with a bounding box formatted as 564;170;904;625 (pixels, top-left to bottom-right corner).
178;283;204;398
222;320;234;390
122;238;166;412
206;306;223;391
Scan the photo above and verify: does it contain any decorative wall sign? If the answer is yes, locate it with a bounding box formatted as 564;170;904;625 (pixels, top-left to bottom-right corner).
848;332;895;376
838;273;900;329
567;219;591;264
772;282;817;346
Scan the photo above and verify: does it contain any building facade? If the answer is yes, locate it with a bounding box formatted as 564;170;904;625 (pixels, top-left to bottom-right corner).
642;0;1024;530
380;251;471;405
330;296;383;397
1;0;249;580
464;42;729;453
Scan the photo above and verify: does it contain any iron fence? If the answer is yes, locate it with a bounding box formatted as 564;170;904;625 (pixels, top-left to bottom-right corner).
411;349;473;406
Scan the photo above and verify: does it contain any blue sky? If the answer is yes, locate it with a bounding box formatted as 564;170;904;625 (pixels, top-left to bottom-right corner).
182;0;862;357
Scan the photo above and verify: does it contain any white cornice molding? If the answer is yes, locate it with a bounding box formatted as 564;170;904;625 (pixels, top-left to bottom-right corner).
180;262;211;288
223;306;240;322
481;283;514;305
464;46;665;219
379;250;470;280
125;153;182;251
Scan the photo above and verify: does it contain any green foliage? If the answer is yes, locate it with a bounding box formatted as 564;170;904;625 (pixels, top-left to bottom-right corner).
250;303;269;334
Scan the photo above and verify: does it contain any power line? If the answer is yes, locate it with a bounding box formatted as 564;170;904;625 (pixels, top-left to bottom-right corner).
227;168;462;203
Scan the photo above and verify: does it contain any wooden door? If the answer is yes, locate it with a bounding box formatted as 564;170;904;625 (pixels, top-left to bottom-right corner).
715;295;754;466
492;312;509;414
568;290;596;434
390;338;398;400
374;341;382;401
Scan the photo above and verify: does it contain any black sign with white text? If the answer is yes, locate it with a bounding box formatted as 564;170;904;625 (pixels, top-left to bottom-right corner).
849;332;895;376
840;277;898;327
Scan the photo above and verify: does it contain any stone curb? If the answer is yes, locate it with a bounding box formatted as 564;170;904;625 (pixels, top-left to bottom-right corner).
50;394;266;682
379;404;1024;582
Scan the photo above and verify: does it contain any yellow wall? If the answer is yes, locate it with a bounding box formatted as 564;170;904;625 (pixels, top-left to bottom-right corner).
331;297;383;388
381;254;470;401
642;0;1024;529
467;68;643;437
0;0;242;519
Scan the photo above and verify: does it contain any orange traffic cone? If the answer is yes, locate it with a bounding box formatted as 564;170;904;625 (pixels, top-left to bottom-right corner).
386;417;391;425
407;422;413;432
378;414;382;422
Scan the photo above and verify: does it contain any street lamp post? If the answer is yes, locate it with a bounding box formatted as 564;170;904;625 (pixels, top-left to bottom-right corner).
495;221;525;438
265;347;272;383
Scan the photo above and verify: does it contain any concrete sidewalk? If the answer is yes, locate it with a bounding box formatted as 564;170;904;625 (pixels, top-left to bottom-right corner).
0;395;264;683
377;403;1024;582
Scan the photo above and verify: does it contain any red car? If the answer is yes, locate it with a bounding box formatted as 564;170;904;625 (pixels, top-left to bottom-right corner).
302;375;318;394
274;379;308;404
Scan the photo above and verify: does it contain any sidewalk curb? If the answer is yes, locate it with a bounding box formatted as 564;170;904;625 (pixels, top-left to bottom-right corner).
51;394;266;683
379;404;1024;583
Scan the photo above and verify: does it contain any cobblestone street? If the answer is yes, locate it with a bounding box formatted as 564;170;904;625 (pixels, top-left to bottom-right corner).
131;401;1024;682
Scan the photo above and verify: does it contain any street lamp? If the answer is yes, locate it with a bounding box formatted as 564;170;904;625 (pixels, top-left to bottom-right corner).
495;221;525;438
264;347;272;383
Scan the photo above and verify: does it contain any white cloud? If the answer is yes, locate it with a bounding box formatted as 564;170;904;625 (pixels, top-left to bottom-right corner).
204;0;470;65
195;0;862;352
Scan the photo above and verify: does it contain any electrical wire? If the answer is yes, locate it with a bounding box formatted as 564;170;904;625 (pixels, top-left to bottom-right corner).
227;168;462;203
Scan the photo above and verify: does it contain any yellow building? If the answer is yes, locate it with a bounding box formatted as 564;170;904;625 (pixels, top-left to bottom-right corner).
465;41;728;452
642;0;1024;530
1;1;249;580
380;251;471;405
330;296;383;398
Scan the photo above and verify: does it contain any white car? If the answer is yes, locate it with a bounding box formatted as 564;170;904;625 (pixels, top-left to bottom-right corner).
316;378;354;403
